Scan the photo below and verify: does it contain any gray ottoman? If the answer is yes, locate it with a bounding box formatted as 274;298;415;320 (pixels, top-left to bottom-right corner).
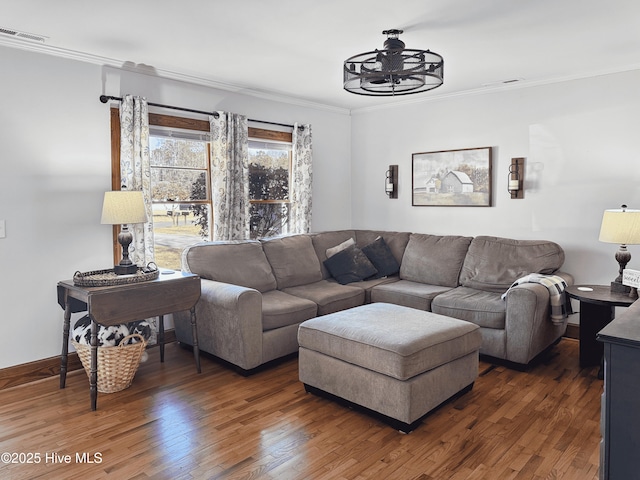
298;303;481;432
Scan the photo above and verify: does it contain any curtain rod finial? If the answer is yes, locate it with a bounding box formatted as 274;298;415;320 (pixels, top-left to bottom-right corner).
99;95;109;104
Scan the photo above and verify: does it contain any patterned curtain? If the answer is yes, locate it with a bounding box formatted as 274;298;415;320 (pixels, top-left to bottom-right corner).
209;112;250;240
289;123;313;233
119;95;156;343
119;94;154;265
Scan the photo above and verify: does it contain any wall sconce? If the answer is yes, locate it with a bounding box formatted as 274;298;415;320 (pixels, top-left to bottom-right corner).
385;165;398;199
508;158;525;199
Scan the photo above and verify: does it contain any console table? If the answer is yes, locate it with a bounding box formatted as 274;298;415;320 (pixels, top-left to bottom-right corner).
565;285;635;371
57;270;201;410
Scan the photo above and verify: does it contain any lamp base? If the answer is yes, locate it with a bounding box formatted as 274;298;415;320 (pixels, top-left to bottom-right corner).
113;224;138;275
610;281;631;294
114;264;139;275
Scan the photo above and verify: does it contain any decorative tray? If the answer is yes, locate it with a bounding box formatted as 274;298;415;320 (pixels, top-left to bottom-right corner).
73;263;159;287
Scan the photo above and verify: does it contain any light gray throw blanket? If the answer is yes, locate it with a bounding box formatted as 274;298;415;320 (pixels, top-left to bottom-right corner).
501;273;570;325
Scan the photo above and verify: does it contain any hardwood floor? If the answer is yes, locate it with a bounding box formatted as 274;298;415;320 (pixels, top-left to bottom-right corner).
0;338;601;479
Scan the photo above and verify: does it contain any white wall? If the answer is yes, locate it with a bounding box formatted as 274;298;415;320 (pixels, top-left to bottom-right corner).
0;46;351;369
2;42;639;371
350;70;640;288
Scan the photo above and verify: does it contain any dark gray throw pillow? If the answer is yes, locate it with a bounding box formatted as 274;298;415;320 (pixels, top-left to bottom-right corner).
323;244;378;284
361;236;400;278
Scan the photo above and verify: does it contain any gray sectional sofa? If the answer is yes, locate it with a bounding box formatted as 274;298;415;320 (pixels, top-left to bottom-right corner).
174;230;572;373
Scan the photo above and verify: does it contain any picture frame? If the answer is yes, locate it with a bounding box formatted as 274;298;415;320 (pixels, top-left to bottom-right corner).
412;147;492;207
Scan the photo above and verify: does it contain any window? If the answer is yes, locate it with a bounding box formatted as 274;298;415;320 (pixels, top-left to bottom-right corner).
109;110;212;271
110;111;292;268
149;128;212;269
248;127;292;239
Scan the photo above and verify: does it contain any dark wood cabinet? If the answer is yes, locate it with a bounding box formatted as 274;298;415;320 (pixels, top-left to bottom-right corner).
597;301;640;480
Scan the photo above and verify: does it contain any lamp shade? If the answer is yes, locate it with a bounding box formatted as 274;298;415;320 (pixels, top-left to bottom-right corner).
101;191;148;225
599;208;640;245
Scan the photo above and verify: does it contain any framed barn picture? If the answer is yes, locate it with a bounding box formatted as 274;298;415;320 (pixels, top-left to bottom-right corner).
412;147;492;207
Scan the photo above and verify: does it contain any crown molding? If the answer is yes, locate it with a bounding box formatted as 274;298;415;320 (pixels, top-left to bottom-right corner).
5;34;639;118
0;36;351;116
350;64;640;115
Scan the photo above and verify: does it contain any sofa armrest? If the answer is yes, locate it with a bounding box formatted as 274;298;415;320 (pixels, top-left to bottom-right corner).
554;270;574;286
174;278;264;371
504;282;567;364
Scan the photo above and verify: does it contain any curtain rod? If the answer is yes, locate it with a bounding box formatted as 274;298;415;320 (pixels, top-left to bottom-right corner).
99;95;299;130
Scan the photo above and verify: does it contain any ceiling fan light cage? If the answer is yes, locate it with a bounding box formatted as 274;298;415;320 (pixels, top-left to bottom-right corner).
343;31;444;96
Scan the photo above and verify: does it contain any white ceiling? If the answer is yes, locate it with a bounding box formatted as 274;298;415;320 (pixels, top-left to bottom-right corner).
2;0;640;112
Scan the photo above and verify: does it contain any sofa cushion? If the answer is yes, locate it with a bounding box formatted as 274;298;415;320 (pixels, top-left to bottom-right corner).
282;280;365;316
459;236;566;293
261;290;318;331
347;275;400;304
182;241;277;293
261;235;323;289
323;244;378;285
311;230;358;279
431;287;506;329
361;236;400;278
400;234;473;287
371;280;452;311
355;230;410;265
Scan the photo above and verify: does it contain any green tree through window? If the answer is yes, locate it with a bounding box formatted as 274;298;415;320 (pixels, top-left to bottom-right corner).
248;138;291;239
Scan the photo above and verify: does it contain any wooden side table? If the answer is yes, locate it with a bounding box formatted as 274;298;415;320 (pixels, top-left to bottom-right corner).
57;270;201;410
565;285;635;372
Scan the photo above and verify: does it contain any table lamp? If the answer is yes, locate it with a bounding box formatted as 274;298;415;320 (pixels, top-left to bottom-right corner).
599;204;640;293
101;191;148;275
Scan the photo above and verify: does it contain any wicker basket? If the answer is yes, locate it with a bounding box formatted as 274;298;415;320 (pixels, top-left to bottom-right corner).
72;334;147;393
